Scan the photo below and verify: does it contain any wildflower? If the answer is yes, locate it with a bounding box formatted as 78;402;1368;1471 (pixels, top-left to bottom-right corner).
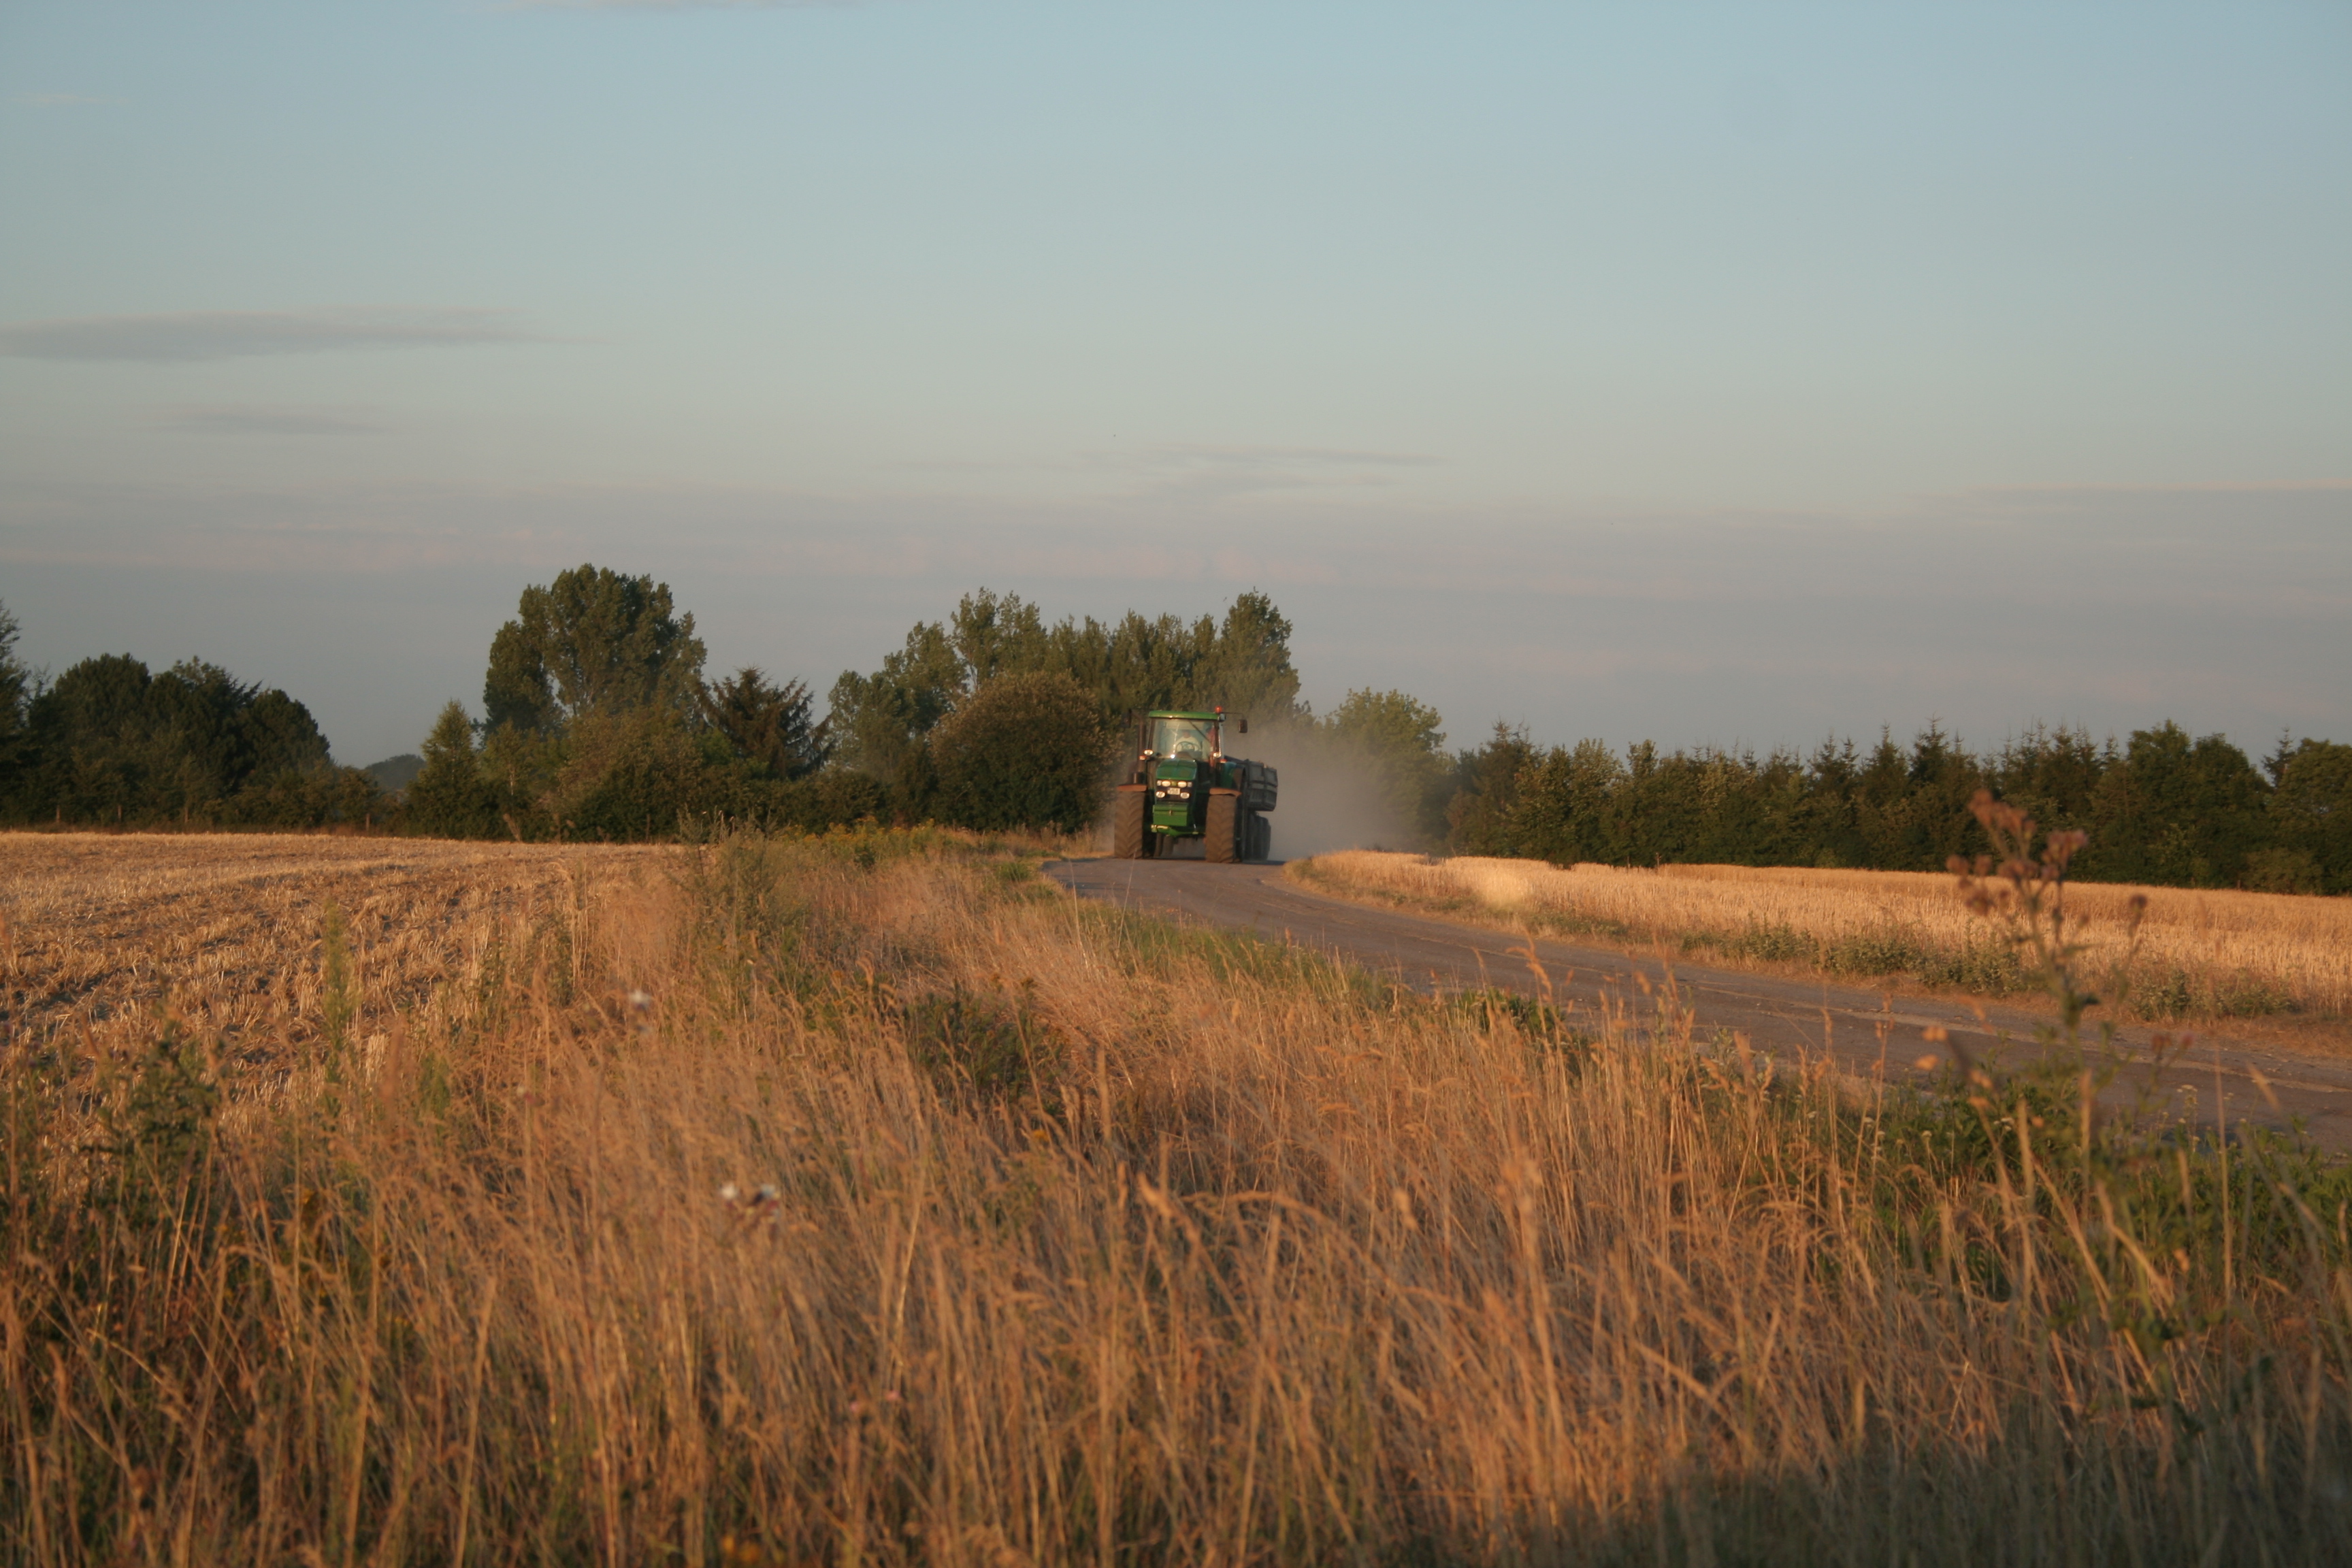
718;1181;785;1228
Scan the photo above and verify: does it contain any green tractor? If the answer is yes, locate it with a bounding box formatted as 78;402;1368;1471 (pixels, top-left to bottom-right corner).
1112;708;1277;862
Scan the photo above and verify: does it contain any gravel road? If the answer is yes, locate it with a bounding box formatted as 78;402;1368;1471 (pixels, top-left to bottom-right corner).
1047;856;2352;1152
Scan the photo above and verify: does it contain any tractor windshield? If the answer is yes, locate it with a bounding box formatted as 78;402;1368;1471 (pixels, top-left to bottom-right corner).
1149;717;1216;761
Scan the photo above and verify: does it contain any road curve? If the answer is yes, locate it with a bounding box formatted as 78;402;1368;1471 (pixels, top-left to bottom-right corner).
1045;857;2352;1152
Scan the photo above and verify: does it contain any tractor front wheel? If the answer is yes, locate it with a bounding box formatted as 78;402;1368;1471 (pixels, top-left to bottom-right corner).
1206;792;1241;864
1113;788;1150;859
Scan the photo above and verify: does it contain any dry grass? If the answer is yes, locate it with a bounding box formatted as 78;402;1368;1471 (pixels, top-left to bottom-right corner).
5;828;2350;1565
1292;851;2352;1028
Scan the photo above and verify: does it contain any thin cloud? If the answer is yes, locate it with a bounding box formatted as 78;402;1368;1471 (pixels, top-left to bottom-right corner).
154;405;389;437
510;1;864;10
16;93;120;108
1087;442;1443;504
1133;443;1439;470
0;307;544;363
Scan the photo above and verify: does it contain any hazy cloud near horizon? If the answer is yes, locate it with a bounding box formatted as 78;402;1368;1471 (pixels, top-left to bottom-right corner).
512;2;862;10
0;308;542;363
3;472;2342;767
151;404;389;437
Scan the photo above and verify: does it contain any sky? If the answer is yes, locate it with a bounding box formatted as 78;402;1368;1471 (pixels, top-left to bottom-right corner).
2;1;2347;767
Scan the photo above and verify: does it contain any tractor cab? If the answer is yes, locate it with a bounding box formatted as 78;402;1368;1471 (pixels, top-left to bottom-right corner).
1147;713;1218;765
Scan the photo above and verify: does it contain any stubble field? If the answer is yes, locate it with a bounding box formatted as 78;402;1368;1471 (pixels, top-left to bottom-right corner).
4;829;2349;1566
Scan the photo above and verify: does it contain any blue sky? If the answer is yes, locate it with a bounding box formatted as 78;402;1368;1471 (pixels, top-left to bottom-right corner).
2;1;2346;764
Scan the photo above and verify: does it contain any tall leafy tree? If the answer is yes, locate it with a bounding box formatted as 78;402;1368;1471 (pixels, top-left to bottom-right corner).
1320;688;1452;847
1193;590;1305;722
826;620;964;787
827;587;1306;787
947;589;1050;688
2266;739;2352;894
483;565;706;734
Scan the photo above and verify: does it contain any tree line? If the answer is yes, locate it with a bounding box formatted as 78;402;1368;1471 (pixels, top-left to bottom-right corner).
2;576;2345;893
401;572;1323;839
0;603;382;830
1444;721;2352;894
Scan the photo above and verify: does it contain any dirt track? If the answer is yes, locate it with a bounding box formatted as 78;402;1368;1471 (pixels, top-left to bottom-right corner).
1047;856;2352;1152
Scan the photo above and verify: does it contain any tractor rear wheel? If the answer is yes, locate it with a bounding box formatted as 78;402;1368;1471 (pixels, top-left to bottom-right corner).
1113;788;1149;859
1206;791;1241;864
1247;812;1271;862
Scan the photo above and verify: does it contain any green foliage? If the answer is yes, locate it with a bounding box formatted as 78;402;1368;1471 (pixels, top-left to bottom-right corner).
1194;590;1305;721
827;618;964;788
781;768;889;831
555;706;753;840
902;979;1064;1100
321;900;356;1085
670;832;813;1014
1446;722;1537;855
482;563;706;734
928;670;1110;832
2268;738;2352;893
1452;719;2345;891
1694;919;2027;992
0;599;33;788
215;763;385;830
1;647;379;829
412;689;888;844
1316;687;1454;847
404;702;511;838
437;564;889;842
94;1023;221;1224
699;666;829;780
827;587;1305;785
2079;722;2267;888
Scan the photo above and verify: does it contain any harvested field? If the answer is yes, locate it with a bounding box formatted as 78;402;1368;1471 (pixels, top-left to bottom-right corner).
1292;851;2352;1026
0;832;666;1068
3;828;2349;1565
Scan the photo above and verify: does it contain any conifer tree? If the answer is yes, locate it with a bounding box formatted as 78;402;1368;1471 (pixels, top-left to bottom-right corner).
405;702;506;838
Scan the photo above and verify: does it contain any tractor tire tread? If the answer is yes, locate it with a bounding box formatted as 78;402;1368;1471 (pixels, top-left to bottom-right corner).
1206;792;1241;864
1113;788;1149;860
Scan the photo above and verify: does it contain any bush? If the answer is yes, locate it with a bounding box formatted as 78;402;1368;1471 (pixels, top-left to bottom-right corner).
218;765;383;829
554;708;768;841
770;768;889;832
928;671;1109;832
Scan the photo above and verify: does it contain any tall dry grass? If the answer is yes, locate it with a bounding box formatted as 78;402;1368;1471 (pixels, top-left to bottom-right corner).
1292;851;2352;1025
4;828;2349;1565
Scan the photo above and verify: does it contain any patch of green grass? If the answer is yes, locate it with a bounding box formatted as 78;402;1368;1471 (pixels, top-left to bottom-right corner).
2129;964;2299;1022
902;978;1064;1100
